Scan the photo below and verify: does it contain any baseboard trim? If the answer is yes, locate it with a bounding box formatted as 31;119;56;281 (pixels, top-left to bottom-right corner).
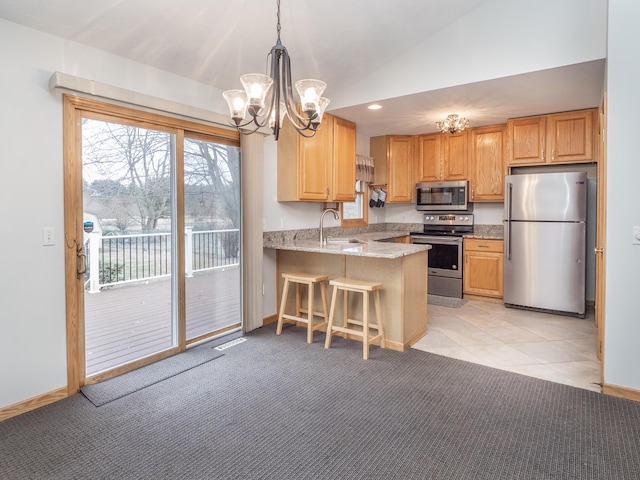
602;383;640;403
463;294;503;304
263;314;278;326
0;386;69;422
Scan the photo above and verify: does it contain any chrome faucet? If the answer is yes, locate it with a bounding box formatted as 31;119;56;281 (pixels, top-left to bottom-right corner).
320;208;340;246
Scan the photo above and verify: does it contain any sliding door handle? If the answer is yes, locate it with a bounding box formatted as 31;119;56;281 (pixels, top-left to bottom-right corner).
76;244;87;277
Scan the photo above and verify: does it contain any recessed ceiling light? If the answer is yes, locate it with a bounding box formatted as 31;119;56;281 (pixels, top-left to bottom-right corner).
368;104;382;110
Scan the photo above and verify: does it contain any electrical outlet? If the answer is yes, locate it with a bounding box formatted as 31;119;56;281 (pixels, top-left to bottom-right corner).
43;227;55;246
633;227;640;245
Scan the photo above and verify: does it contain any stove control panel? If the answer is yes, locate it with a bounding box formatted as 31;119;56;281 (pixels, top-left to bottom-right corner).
423;214;474;226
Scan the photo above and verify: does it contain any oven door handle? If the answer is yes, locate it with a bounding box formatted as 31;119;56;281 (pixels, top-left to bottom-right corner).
411;236;462;245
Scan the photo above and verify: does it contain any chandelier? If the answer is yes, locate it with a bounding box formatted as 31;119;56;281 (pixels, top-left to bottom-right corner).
222;0;329;141
435;114;470;134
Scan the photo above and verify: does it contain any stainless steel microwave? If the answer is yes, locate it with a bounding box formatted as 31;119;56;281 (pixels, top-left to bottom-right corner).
415;180;470;211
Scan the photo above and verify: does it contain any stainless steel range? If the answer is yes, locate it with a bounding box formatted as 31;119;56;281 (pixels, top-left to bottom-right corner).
410;213;474;298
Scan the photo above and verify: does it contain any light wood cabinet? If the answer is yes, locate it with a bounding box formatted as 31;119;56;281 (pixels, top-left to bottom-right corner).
507;109;596;167
442;130;468;180
463;238;504;299
415;131;468;183
546;109;594;164
332;116;358;201
469;125;506;202
277;113;356;202
370;135;414;203
415;133;442;182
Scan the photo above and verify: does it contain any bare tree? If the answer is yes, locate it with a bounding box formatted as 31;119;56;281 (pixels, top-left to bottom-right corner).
83;119;173;231
83;119;241;233
184;139;240;229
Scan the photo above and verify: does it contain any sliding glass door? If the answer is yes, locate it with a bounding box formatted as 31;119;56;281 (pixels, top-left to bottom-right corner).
82;119;178;376
184;136;241;342
64;96;242;385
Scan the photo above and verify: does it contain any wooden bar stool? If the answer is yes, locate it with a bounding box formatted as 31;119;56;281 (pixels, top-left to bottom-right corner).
276;272;330;343
324;277;385;359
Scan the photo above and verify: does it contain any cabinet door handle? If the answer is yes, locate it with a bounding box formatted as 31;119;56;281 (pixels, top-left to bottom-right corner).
552;148;556;161
471;189;475;200
541;149;545;161
478;244;489;248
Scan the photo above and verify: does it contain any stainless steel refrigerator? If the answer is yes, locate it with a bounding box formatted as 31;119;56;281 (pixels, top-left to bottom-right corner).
504;171;587;317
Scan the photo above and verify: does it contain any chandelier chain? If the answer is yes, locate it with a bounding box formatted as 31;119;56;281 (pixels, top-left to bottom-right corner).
276;0;281;41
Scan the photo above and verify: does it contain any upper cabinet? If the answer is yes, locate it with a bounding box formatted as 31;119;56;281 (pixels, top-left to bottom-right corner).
415;133;441;182
507;109;596;167
415;131;468;182
442;130;468;180
469;125;506;202
277;113;356;202
371;135;414;203
546;109;594;164
332;116;358;202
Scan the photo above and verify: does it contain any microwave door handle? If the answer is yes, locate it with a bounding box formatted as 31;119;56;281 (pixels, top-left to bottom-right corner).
505;182;512;260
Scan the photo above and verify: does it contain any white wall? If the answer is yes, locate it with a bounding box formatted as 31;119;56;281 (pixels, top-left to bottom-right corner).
603;0;640;391
0;19;228;409
331;0;607;108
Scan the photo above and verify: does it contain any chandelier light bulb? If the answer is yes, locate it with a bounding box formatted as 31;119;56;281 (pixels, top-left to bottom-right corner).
312;97;330;125
222;90;248;125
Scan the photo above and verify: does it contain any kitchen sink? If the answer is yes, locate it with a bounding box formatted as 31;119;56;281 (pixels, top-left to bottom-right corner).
326;238;365;244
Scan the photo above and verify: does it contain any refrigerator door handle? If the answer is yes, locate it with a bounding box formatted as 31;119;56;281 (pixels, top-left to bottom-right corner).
505;182;513;260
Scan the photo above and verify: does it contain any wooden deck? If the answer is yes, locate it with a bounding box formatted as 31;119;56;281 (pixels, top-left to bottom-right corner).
84;266;241;376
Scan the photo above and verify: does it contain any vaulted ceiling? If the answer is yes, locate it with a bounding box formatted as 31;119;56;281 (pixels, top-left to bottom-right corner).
0;0;606;136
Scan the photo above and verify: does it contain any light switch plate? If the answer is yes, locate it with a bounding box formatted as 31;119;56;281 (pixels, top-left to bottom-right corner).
43;227;55;246
633;227;640;245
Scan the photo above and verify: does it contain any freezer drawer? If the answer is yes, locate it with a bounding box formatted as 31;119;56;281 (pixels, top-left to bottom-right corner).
504;221;585;316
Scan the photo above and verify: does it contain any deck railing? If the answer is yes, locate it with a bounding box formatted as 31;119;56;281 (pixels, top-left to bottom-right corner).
84;228;240;293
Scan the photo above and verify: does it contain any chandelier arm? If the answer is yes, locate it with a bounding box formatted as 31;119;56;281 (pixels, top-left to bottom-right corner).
269;44;282;138
280;47;301;124
281;48;314;133
227;119;262;135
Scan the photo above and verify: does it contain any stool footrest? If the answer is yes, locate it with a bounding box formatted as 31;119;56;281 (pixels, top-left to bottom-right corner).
329;326;383;343
281;313;326;322
346;318;380;330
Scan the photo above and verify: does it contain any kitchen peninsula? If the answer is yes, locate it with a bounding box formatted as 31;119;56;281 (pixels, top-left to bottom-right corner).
264;232;431;351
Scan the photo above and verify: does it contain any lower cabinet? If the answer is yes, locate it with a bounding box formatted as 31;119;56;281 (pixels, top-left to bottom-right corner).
463;238;504;299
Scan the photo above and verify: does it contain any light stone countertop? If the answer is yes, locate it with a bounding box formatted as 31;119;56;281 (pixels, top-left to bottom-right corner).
263;231;431;259
464;224;504;240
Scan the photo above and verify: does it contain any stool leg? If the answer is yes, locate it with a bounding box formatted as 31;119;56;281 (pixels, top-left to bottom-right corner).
276;277;290;335
307;282;314;344
374;289;385;348
342;289;348;329
319;281;329;327
325;285;339;349
362;290;370;360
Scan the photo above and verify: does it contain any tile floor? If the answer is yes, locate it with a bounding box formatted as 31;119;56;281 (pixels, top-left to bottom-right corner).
412;299;602;392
